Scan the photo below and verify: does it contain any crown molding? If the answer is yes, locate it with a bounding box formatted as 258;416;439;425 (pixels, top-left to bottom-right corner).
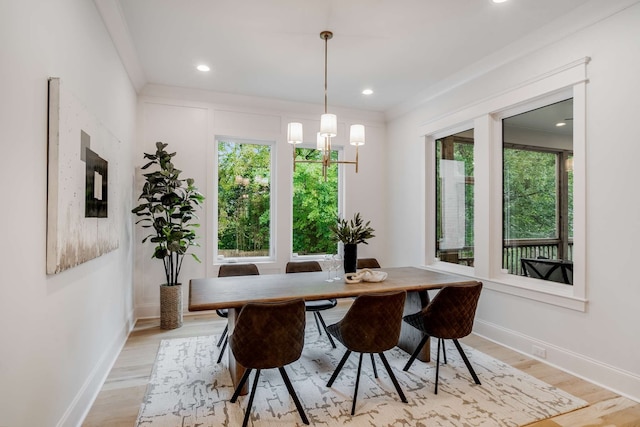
386;0;640;121
94;0;147;92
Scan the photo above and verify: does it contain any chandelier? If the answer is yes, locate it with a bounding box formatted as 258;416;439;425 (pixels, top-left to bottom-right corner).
287;31;365;180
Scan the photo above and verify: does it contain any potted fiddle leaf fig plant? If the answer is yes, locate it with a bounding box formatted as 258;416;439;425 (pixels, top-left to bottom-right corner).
330;212;375;273
132;141;205;329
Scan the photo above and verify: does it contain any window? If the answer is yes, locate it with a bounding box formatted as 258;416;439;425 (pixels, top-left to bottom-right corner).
217;138;272;260
502;99;574;285
292;147;339;256
435;129;475;266
420;58;587;310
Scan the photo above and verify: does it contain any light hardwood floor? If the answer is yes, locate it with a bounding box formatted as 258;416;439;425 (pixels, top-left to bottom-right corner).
83;302;640;426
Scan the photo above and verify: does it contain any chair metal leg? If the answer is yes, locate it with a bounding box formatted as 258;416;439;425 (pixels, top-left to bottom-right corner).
217;324;228;347
403;334;430;372
316;312;337;348
230;368;252;403
441;338;447;364
240;369;261;427
378;352;407;403
279;367;309;425
216;335;228;364
435;338;441;394
327;350;352;387
452;339;481;385
351;353;364;415
370;353;378;378
313;312;322;335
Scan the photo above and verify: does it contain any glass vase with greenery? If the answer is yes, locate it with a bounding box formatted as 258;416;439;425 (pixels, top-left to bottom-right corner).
330;213;375;272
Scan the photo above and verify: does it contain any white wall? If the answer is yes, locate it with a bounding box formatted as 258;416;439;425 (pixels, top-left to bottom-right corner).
0;1;137;425
387;3;640;400
2;1;637;424
134;87;387;318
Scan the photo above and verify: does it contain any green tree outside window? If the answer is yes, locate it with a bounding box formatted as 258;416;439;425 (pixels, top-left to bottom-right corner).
292;148;339;255
217;140;271;258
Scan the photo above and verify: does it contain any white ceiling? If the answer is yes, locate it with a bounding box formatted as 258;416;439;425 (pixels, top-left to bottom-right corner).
99;0;622;114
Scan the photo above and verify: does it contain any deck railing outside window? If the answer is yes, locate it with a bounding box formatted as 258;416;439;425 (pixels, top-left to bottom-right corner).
503;240;573;275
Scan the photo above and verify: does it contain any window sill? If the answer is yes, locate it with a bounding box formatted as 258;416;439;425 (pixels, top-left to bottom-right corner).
429;260;476;276
424;264;587;312
216;256;275;265
483;277;587;311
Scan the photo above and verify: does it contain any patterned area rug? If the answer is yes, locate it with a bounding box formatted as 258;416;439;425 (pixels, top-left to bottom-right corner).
136;328;586;426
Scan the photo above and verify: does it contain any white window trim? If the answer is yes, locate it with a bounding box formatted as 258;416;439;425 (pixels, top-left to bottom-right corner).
425;122;476;277
420;57;589;311
212;135;276;267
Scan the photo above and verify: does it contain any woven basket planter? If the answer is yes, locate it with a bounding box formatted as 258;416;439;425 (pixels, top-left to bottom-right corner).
160;284;183;329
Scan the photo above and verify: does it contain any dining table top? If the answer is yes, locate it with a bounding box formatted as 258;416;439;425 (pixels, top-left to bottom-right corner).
188;266;480;311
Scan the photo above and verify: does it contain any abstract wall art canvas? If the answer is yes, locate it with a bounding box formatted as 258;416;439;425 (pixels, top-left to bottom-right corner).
46;77;119;274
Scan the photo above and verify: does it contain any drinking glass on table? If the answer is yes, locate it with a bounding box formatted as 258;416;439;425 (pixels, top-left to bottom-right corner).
324;254;334;282
333;254;343;280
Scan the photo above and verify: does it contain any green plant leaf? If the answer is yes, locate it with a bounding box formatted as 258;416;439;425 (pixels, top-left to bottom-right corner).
330;212;375;245
132;141;204;285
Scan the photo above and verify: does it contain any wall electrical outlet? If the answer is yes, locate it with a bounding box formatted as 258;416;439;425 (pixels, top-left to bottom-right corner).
532;345;547;359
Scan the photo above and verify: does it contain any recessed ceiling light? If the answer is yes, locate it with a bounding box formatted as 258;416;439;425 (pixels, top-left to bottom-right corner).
362;89;373;95
492;0;508;3
555;122;567;127
196;64;210;72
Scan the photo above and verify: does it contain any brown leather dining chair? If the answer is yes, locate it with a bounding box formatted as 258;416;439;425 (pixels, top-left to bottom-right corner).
402;282;483;394
216;263;260;363
285;261;337;348
356;258;381;269
285;260;325;274
229;298;309;427
325;290;408;415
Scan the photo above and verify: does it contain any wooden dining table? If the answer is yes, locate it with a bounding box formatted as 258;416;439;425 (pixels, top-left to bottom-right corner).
189;266;480;394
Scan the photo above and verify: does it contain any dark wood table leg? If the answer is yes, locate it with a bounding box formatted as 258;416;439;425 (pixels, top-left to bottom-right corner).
397;290;431;362
226;307;248;395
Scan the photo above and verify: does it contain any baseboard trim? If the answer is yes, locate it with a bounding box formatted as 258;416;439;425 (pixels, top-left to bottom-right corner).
474;319;640;403
60;307;136;427
135;304;218;320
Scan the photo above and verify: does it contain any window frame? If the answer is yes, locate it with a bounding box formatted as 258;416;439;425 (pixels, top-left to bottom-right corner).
429;126;476;274
213;136;276;265
490;89;585;307
426;122;476;277
419;57;588;311
290;142;345;262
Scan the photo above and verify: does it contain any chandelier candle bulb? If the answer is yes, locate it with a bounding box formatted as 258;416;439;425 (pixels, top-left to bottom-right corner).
317;132;326;151
350;124;365;146
320;113;337;137
287;122;303;144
